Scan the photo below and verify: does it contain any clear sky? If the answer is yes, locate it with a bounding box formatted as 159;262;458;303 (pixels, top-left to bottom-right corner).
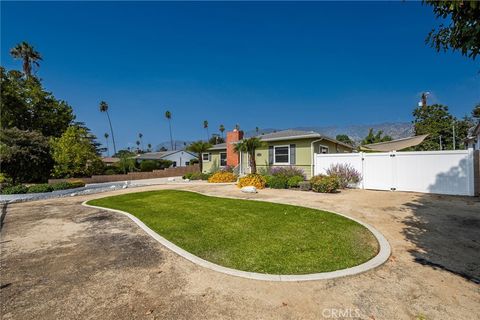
2;1;479;150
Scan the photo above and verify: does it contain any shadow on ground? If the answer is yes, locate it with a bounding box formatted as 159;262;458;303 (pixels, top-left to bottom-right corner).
403;193;480;284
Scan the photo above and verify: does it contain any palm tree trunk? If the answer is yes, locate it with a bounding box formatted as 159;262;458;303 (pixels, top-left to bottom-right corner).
105;138;109;156
106;111;117;155
198;153;203;172
250;151;257;174
168;120;174;150
206;128;210;141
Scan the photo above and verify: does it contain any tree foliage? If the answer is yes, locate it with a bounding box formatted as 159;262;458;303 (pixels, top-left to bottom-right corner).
424;0;480;59
0;128;53;184
0;67;75;137
50;126;104;178
9;41;42;76
361;129;392;146
473;103;480;119
412;104;472;150
186;141;212;172
234;137;265;174
335;134;354;146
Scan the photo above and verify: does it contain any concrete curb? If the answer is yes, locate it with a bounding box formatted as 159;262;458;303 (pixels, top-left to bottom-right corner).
82;194;391;282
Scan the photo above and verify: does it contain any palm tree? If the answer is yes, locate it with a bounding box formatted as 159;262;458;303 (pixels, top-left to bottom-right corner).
165;110;174;150
104;133;110;156
203;120;209;141
219;124;225;138
99;101;117;155
234;137;264;174
138;133;143;151
147;143;152;152
255;127;260;134
10;41;42;77
186;141;212;173
136;140;141;153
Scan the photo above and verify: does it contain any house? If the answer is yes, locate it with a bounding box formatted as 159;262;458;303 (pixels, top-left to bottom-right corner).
466;122;480;150
101;157;120;166
135;150;197;167
202;128;354;178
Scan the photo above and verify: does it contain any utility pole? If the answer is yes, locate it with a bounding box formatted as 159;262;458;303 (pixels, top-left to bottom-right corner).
452;120;456;150
439;135;443;150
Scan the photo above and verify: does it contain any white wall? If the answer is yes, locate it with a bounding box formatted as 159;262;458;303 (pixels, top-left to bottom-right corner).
314;150;475;196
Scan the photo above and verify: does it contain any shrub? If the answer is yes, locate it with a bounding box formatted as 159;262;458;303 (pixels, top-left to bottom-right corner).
68;181;86;189
140;160;159;172
27;184;54;193
238;174;266;189
287;175;305;188
208;171;237;183
325;163;362;189
1;184;29;194
51;181;72;191
266;175;288;189
183;173;193;180
310;175;340;193
298;181;311;191
187;172;211;180
270;166;306;179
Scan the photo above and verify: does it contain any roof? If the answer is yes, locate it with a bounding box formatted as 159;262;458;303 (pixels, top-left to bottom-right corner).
361;134;429;152
135;150;197;160
101;157;120;163
208;143;227;150
206;129;353;151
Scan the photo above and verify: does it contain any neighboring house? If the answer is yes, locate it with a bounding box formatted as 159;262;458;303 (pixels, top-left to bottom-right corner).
101;157;120;166
203;128;354;178
466;122;480;150
135;150;197;167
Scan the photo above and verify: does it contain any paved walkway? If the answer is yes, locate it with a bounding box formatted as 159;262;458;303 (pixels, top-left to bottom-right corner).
1;184;479;319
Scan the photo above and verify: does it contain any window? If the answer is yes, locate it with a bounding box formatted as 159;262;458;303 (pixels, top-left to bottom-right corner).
185;161;190;166
319;145;329;154
202;153;210;161
274;145;290;164
172;161;177;167
220;152;227;167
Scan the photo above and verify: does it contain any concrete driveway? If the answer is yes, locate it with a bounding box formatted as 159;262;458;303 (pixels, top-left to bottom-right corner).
1;184;479;319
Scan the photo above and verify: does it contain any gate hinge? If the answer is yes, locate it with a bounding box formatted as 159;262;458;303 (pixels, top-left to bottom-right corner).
390;187;396;191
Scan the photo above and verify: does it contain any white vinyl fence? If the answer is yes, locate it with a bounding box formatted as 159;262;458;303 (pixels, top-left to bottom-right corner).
314;150;475;196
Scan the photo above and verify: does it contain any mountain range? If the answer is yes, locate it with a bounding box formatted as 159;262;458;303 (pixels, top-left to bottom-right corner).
155;122;414;150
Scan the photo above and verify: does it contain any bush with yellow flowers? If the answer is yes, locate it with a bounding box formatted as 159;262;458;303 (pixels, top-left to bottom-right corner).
237;173;266;189
208;171;237;183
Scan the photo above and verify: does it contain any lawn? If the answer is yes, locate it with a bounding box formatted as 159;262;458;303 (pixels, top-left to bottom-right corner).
87;190;379;274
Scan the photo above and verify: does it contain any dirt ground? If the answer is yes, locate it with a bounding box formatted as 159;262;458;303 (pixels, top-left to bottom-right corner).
1;184;479;320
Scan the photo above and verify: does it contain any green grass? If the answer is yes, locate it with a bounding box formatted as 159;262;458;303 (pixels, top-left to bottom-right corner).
87;190;379;274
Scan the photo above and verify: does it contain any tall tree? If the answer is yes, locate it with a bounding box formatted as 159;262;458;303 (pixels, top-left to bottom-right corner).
203;120;209;141
186;141;212;173
219;124;225;138
9;41;42;77
361;129;392;146
147;143;152;152
0;67;74;137
104;133;110;156
99;101;117;155
412;104;458;150
234;137;265;174
138;133;143;151
165;110;174;150
255;127;260;134
136;140;141;152
424;0;480;60
336;134;354;146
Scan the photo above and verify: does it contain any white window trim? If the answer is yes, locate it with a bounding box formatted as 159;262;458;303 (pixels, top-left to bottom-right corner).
318;144;329;154
219;152;227;167
273;145;290;165
202;153;210;162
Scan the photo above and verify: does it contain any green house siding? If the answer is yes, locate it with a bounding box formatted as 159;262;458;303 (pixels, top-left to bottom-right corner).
202;150;226;173
242;138;352;179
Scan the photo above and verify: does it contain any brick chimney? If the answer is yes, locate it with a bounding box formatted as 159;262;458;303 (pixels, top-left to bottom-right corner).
226;128;244;167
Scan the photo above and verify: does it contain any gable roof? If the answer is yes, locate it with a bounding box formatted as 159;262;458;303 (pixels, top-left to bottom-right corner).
135;150;197;160
256;129;321;141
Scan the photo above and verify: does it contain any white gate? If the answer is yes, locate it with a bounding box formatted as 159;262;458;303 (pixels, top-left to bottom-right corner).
314;150;475;196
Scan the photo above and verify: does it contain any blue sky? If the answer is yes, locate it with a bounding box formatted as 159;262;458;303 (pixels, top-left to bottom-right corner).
2;1;479;150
